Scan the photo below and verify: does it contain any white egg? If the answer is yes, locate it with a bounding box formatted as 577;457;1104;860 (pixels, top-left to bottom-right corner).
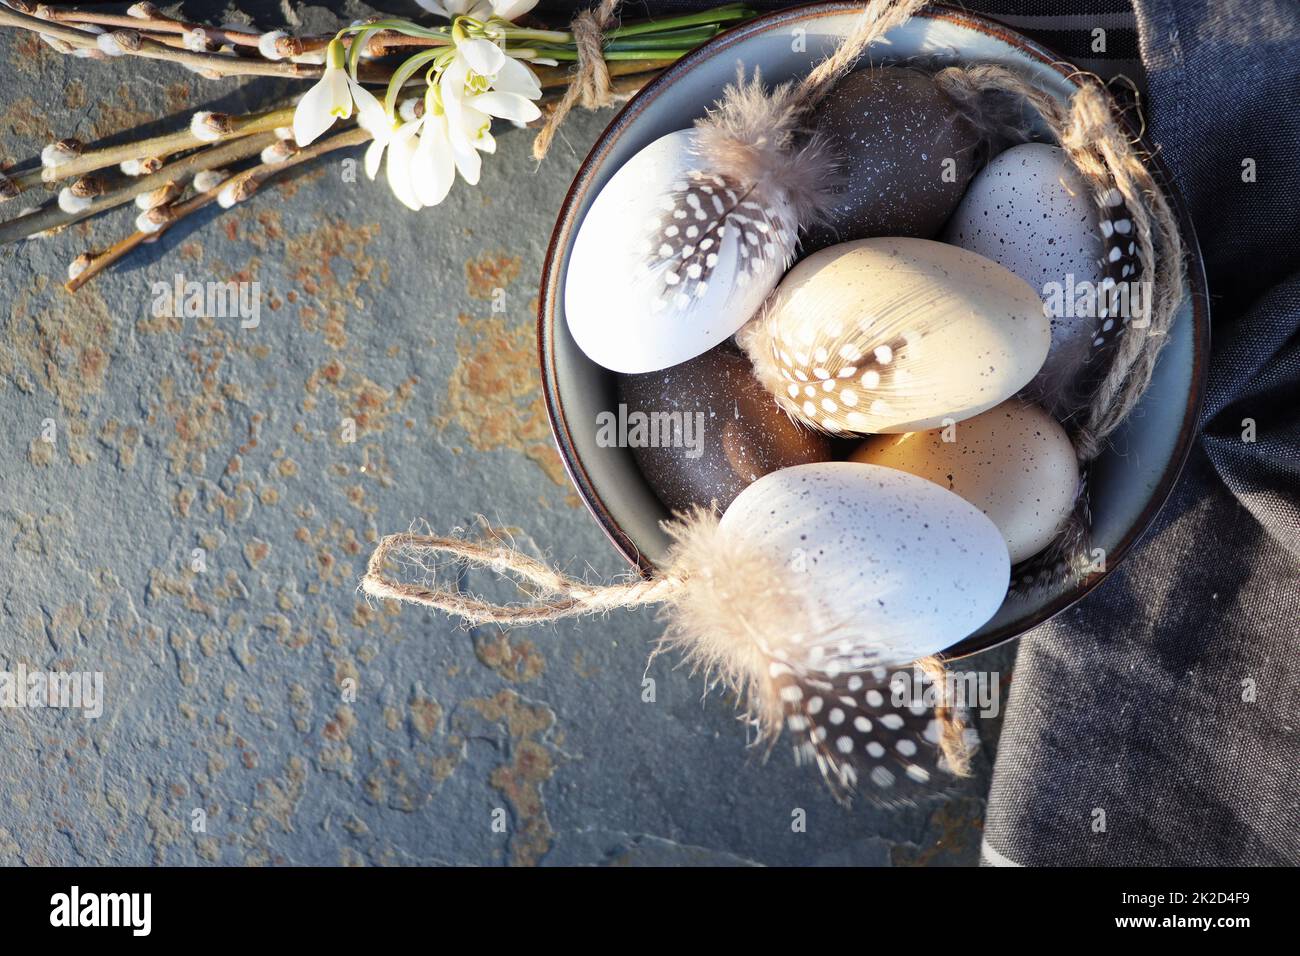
739;237;1051;434
941;143;1137;413
719;461;1010;663
565;129;796;374
850;400;1080;563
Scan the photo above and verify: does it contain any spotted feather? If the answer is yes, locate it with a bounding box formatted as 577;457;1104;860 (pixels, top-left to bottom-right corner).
644;169;798;315
1090;185;1145;349
773;659;975;806
1008;465;1095;597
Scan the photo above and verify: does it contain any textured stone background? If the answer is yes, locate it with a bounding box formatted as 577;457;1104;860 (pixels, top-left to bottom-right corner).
0;1;1014;866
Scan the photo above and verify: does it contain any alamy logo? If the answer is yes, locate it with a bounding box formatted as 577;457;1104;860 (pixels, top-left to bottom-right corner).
0;664;103;719
890;666;1001;719
594;404;704;459
151;273;261;328
50;886;151;936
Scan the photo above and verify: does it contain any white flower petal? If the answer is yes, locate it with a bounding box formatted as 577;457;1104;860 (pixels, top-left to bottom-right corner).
492;55;542;99
364;138;386;181
458;37;506;77
349;78;389;138
412;116;456;207
447;125;482;185
385;121;425;210
470;91;541;123
292;74;340;146
325;68;353;119
490;0;538;23
413;0;452;17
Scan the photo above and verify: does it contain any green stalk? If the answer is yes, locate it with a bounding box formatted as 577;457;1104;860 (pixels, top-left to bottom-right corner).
604;4;754;40
604;28;722;51
535;48;696;62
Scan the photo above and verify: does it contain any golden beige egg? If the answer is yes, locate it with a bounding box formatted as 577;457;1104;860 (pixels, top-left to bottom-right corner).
739;238;1051;435
849;400;1079;563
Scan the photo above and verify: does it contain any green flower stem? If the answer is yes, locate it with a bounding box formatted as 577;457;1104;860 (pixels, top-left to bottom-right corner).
603;4;754;40
536;48;697;62
501;28;572;44
604;28;723;51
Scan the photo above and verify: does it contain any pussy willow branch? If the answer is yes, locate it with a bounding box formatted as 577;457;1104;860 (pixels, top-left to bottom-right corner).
40;108;294;189
0;131;276;243
35;5;263;45
67;125;370;292
0;5;331;77
60;72;653;290
2;5;706;79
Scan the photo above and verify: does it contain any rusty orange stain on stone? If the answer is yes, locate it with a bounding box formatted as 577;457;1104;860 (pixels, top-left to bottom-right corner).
285;216;385;352
1;97;55;141
92;84;154;140
474;631;546;683
464;690;559;866
891;796;984;866
465;251;523;300
3;279;115;416
436;310;570;491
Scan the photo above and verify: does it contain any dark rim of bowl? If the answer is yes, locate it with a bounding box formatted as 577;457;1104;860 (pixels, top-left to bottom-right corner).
536;0;1210;661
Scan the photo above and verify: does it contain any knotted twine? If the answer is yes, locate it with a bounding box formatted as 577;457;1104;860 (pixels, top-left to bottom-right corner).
531;0;620;160
366;0;1188;779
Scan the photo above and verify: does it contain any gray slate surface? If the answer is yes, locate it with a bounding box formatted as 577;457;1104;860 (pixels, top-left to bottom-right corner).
0;5;1013;866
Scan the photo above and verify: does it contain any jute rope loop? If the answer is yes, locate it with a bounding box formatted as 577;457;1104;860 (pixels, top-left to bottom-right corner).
531;0;620;160
362;531;683;624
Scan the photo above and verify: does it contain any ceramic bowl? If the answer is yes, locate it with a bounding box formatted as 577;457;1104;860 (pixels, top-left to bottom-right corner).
538;1;1209;659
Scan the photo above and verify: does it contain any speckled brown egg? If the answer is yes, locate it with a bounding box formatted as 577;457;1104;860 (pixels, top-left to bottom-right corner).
803;67;982;251
616;342;834;514
849;399;1079;563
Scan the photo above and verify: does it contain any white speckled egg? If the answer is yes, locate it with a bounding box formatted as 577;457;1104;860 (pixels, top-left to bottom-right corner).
565;129;797;374
738;237;1051;434
719;461;1010;663
941;143;1139;412
849;399;1079;563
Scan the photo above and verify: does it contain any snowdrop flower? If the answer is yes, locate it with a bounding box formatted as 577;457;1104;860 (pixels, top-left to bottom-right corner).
363;111;402;183
415;0;538;21
487;0;540;21
438;40;541;186
293;39;387;147
414;0;493;20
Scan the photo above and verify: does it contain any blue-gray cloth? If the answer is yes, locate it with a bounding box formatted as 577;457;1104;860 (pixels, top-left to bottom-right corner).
551;0;1299;865
982;0;1300;867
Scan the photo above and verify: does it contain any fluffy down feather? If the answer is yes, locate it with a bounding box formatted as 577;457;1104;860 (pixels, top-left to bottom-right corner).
655;507;976;803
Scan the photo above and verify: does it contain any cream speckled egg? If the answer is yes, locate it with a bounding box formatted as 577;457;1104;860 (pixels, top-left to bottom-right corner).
738;237;1051;434
941;143;1141;412
565;129;797;374
719;461;1010;664
850;399;1079;563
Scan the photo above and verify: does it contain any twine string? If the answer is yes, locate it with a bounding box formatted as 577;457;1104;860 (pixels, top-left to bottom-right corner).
531;0;620;160
361;530;682;624
795;0;929;106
